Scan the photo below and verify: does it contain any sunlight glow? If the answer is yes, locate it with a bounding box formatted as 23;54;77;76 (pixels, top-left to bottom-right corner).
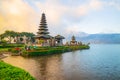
9;5;20;15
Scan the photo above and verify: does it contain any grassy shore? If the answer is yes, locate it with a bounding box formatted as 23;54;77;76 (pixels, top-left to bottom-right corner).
22;45;90;56
0;43;90;56
0;60;35;80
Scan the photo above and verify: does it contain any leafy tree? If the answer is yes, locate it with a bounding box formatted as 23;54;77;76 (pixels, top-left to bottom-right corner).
20;32;35;43
0;30;35;44
0;33;5;41
20;37;23;42
2;30;16;43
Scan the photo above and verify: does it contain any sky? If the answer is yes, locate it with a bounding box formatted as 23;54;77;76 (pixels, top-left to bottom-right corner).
0;0;120;36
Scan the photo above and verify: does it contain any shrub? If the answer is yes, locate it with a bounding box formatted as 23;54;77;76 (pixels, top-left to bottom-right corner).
11;48;20;53
0;43;24;48
8;48;12;52
9;47;22;56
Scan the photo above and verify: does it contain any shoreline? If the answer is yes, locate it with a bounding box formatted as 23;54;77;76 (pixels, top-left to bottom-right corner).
0;45;90;57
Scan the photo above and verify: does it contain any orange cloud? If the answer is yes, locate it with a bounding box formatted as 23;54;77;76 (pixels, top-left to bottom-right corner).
0;0;106;35
0;0;39;34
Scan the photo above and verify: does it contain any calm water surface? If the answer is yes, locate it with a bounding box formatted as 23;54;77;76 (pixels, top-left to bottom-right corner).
2;44;120;80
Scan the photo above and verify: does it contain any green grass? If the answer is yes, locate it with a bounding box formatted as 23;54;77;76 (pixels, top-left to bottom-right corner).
0;43;90;56
0;48;9;52
22;45;90;56
0;61;35;80
0;43;24;48
0;43;24;53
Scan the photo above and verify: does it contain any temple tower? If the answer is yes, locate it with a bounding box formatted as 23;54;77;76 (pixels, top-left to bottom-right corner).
70;35;77;45
35;13;52;46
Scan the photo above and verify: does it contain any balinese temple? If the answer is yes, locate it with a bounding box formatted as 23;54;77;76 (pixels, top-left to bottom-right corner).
35;13;52;46
35;13;65;46
70;35;77;45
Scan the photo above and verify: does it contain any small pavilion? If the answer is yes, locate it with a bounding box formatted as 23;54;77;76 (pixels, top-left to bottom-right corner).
55;35;65;46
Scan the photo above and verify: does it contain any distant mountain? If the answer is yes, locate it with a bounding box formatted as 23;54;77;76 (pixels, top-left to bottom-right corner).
65;32;89;38
66;33;120;44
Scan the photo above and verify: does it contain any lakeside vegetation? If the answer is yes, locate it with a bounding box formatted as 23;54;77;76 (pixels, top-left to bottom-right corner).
0;31;90;56
0;43;24;48
21;45;90;56
0;30;90;56
0;43;24;53
0;60;35;80
0;43;89;56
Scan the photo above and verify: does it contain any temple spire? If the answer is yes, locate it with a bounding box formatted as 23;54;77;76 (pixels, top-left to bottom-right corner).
72;35;75;41
36;13;51;39
35;13;65;46
70;35;77;45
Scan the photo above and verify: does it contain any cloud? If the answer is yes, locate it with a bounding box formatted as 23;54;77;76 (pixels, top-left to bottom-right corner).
34;0;103;23
107;1;120;10
0;0;119;35
33;0;104;35
35;0;68;25
0;0;38;34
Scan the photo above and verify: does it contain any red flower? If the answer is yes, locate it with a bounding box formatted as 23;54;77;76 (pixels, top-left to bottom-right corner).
15;47;21;51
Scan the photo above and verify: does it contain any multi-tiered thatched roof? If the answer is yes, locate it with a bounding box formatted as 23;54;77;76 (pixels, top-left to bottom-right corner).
35;13;52;39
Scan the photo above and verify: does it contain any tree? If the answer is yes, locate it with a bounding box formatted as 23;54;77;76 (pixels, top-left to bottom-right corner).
0;30;35;44
2;30;16;43
0;34;7;44
21;32;35;43
0;33;5;41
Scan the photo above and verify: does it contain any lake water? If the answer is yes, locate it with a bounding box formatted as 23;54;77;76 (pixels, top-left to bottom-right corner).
2;44;120;80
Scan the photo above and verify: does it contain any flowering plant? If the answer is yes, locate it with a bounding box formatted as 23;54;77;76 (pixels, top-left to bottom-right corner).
15;47;21;51
11;47;21;53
